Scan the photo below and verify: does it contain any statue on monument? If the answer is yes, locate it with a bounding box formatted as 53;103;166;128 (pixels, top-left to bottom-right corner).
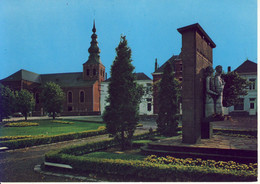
205;65;225;117
214;65;225;115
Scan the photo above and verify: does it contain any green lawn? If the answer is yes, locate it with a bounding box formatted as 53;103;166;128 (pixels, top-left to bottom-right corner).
84;151;146;161
0;120;105;137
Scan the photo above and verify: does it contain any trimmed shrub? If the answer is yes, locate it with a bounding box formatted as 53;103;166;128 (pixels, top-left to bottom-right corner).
45;132;257;182
0;127;106;149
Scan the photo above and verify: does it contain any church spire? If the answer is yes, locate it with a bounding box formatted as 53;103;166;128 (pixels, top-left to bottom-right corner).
85;20;101;64
92;19;96;33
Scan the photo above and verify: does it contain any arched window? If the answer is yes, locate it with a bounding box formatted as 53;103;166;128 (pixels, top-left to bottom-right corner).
93;69;96;76
80;91;85;103
86;69;90;76
68;91;72;103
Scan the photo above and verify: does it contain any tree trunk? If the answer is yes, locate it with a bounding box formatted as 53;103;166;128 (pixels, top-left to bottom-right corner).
25;113;27;121
52;112;55;120
121;130;125;150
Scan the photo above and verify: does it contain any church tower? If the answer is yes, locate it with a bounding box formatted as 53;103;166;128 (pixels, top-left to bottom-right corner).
83;21;105;82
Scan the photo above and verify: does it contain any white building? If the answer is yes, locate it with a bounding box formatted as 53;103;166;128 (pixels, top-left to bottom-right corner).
100;73;153;115
228;60;257;115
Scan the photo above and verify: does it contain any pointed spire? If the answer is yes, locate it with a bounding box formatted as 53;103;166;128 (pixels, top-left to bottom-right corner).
92;19;96;33
84;20;101;65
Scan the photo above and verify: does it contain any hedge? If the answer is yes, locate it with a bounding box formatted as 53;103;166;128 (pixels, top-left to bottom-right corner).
45;133;257;182
0;128;106;149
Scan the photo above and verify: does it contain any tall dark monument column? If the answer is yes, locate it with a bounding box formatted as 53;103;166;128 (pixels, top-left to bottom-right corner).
178;23;216;144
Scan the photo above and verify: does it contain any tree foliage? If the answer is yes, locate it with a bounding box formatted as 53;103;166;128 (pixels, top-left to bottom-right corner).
40;82;65;119
15;89;35;121
0;84;16;121
103;36;143;150
222;71;249;107
156;61;181;137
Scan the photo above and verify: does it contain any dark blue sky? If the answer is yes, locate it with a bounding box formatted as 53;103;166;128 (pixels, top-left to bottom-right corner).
0;0;257;79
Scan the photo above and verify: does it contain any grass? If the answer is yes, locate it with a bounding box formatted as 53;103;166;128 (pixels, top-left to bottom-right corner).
83;151;146;161
0;119;105;137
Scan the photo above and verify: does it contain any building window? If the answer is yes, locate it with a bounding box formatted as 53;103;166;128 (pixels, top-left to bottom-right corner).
93;69;96;76
80;91;85;103
234;98;244;110
35;93;40;104
146;83;152;93
68;91;73;103
86;69;90;76
249;79;256;90
147;103;152;111
147;98;152;102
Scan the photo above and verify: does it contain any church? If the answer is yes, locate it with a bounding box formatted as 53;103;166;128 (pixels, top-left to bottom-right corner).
0;22;105;116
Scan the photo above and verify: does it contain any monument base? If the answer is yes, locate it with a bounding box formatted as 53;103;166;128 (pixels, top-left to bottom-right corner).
201;121;213;139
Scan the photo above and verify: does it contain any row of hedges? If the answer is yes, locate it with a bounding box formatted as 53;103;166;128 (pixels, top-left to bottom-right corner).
45;134;257;182
0;127;106;149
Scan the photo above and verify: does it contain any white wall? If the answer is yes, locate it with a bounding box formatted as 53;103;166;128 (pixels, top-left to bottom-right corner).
228;74;257;115
100;80;154;115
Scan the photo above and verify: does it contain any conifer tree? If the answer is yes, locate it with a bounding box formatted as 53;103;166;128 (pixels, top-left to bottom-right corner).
222;71;249;107
103;36;143;150
156;61;180;136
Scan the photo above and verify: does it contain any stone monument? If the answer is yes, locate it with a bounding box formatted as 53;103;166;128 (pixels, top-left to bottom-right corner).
178;23;216;144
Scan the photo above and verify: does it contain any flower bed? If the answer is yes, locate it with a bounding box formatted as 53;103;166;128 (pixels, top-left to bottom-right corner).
51;120;74;125
144;155;257;173
4;122;39;127
45;134;257;182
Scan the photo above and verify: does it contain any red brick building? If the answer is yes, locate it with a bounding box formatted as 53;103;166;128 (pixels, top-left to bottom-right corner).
152;54;183;114
0;22;105;116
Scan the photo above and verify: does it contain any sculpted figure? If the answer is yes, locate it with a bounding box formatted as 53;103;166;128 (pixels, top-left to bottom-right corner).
214;65;225;115
205;66;218;117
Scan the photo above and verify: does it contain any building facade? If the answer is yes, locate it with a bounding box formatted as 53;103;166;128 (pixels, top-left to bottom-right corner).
228;60;257;116
100;73;153;115
0;22;105;116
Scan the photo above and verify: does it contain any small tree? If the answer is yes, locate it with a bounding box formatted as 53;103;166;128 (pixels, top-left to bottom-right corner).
0;85;16;122
16;89;35;121
222;71;250;107
40;82;65;119
103;36;143;150
156;61;180;137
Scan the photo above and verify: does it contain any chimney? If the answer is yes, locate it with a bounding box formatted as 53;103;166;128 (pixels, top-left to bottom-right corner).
155;58;158;71
228;66;231;73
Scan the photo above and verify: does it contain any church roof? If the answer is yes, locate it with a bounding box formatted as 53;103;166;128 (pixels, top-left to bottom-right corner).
234;60;257;74
104;72;151;82
1;70;95;87
1;69;41;83
153;54;181;74
41;72;95;87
